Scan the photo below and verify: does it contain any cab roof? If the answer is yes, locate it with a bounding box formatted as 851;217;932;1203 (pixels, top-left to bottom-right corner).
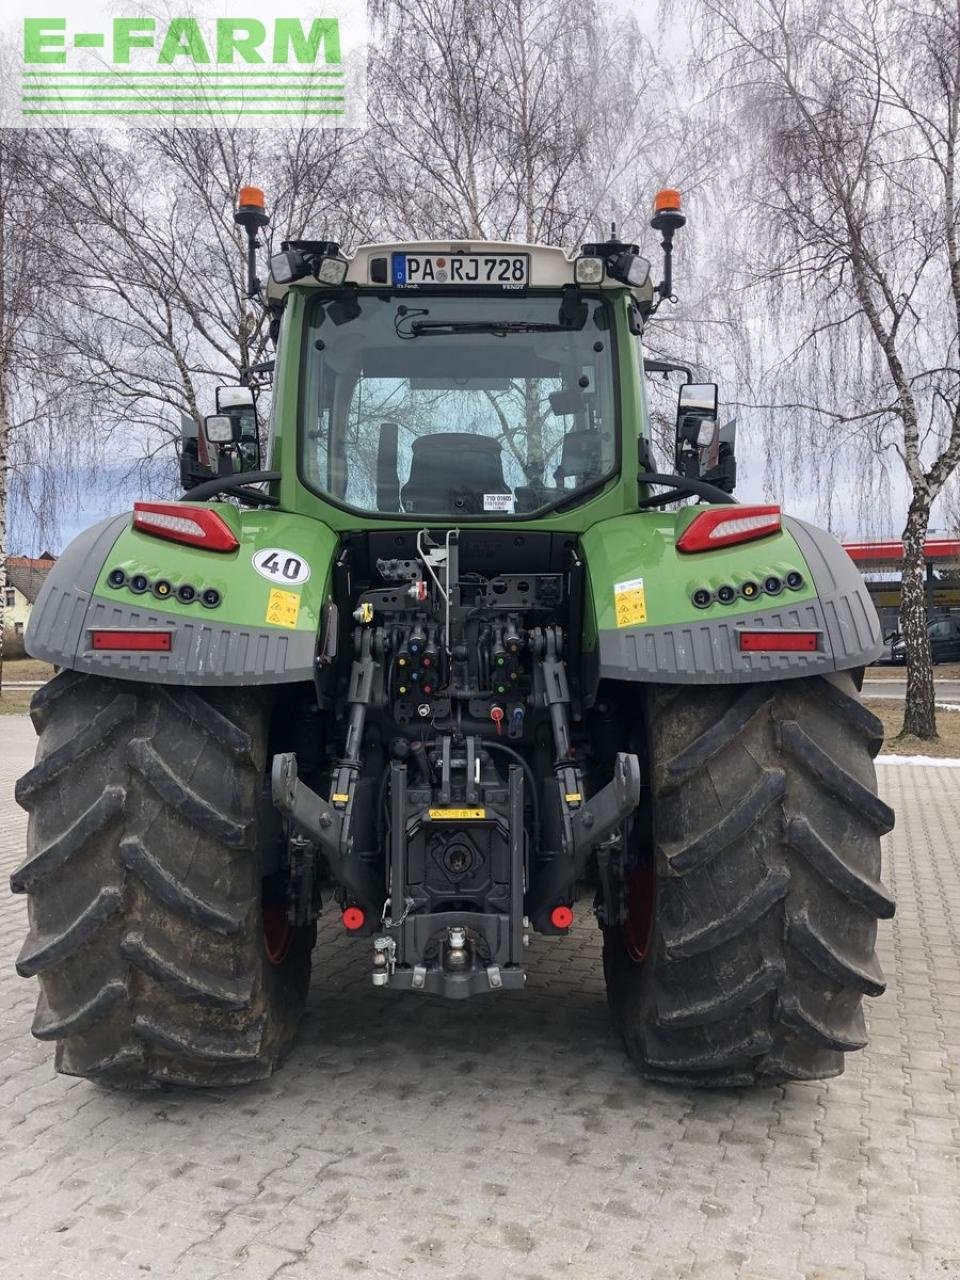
265;239;654;307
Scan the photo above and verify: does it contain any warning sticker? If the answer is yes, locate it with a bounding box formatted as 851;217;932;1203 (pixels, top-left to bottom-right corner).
265;588;301;628
614;577;647;628
428;808;487;820
483;493;515;513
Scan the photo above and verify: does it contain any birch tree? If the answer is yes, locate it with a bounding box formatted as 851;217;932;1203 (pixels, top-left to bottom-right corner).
696;0;960;738
17;126;366;475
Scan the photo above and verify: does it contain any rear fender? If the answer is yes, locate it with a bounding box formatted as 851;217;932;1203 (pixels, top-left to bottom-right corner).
26;506;339;685
580;510;882;689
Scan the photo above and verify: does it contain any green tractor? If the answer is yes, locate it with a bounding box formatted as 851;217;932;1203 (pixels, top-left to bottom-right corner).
12;186;894;1089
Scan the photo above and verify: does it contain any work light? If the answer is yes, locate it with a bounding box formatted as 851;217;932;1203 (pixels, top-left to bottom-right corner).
574;256;604;284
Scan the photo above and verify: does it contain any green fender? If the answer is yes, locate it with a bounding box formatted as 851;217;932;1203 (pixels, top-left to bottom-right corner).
580;507;883;686
26;505;339;685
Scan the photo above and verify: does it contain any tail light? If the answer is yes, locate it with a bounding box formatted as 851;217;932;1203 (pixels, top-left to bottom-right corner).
90;630;173;651
133;502;238;552
677;505;781;553
738;630;819;652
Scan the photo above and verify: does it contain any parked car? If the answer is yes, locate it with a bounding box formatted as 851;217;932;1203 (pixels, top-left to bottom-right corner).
889;616;960;664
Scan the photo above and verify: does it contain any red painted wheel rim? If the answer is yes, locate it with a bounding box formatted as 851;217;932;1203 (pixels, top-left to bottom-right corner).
623;863;655;963
263;904;291;966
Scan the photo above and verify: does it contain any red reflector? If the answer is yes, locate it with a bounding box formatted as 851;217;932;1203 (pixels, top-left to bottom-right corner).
133;502;239;552
342;907;365;930
738;630;819;652
550;905;574;929
91;630;173;652
677;505;781;553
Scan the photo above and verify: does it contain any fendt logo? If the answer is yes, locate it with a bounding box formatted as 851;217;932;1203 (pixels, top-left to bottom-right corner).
3;1;367;128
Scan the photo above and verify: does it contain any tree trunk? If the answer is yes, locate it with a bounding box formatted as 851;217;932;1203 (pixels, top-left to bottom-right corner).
901;495;936;738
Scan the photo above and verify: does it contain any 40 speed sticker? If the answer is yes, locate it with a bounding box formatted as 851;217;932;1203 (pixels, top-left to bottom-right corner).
252;548;311;586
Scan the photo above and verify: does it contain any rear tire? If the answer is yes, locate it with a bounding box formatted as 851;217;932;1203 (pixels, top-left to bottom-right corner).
603;673;895;1087
11;672;311;1089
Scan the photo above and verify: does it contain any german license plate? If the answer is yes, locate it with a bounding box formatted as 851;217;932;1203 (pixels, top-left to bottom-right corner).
392;252;528;288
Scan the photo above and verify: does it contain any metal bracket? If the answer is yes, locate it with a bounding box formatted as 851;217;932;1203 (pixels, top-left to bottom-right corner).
571;752;642;863
271;751;382;911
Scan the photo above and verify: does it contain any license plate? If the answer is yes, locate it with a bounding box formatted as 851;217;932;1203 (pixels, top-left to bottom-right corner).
391;252;528;288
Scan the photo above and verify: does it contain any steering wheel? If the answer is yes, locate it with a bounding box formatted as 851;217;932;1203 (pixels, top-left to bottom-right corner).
637;471;738;509
182;471;281;508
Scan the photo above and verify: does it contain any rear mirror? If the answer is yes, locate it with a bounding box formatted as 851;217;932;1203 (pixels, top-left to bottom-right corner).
205;414;240;445
675;382;721;481
678;383;718;416
179;412;215;491
216;385;256;414
549;388;585;417
213;386;260;469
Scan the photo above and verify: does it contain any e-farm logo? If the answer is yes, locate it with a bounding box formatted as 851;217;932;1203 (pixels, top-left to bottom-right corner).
5;1;367;128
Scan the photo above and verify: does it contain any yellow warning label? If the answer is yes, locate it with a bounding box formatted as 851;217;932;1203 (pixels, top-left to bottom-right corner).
265;588;301;628
428;808;487;820
614;576;647;628
332;793;350;804
565;792;582;803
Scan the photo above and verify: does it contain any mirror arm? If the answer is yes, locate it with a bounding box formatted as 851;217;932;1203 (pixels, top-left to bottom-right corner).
637;471;739;508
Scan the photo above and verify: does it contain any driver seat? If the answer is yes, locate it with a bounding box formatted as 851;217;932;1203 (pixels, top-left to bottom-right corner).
401;433;512;513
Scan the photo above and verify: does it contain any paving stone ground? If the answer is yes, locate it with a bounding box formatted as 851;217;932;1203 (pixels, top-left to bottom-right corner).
0;714;958;1280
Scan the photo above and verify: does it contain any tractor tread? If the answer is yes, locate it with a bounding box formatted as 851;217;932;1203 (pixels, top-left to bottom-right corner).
121;928;254;1009
155;686;254;759
32;979;128;1041
786;815;895;918
643;1025;774;1073
28;669;87;732
605;671;894;1087
133;1011;266;1064
15;694;137;807
662;866;790;958
9;786;126;893
14;676;310;1090
656;958;784;1028
779;992;868;1052
812;677;885;754
119;836;244;935
662;769;785;875
787;904;886;996
658;684;772;792
129;739;251;848
16;885;123;977
780;720;895;833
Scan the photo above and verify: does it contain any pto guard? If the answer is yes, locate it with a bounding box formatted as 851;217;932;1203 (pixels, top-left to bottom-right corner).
25;507;338;685
583;511;883;686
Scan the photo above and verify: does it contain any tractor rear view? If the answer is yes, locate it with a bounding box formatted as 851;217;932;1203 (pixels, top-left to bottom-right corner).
11;187;894;1089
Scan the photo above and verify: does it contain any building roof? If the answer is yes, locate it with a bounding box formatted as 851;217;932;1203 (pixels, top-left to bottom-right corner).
5;553;57;605
843;539;960;567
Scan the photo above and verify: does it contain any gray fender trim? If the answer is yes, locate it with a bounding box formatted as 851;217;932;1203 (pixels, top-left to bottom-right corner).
26;514;317;686
26;515;130;668
595;515;883;685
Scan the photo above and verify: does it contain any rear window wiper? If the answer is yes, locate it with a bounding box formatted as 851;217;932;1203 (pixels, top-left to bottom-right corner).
409;319;577;337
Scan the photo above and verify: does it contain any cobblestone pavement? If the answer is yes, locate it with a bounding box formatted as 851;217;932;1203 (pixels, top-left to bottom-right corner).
1;715;958;1280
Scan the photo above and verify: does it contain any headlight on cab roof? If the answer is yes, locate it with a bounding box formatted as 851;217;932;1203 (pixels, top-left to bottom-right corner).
607;251;651;287
270;250;300;284
316;256;348;286
574;256;604;284
270;239;347;286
